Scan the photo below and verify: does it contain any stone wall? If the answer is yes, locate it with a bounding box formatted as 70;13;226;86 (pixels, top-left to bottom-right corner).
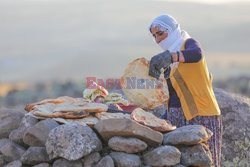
0;108;213;167
0;88;250;167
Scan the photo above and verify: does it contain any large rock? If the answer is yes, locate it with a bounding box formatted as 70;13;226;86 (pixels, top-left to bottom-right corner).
3;160;22;167
94;118;163;146
0;140;26;162
110;152;141;167
52;158;82;167
94;155;114;167
82;152;101;167
21;147;51;165
163;125;213;145
9;114;38;146
0;108;24;138
108;136;147;153
215;88;250;166
46;123;102;160
178;143;212;167
23;119;59;146
143;145;181;166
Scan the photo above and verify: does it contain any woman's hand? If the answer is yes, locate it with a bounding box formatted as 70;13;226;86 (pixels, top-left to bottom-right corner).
149;50;172;79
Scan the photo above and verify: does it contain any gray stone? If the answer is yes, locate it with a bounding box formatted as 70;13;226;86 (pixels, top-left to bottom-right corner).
21;147;51;165
9;129;26;146
0;108;24;138
3;160;22;167
163;125;213;145
143;145;181;166
19;114;39;129
94;118;163;147
23;119;59;146
149;105;166;118
0;154;6;166
94;155;114;167
46;123;102;160
82;152;101;167
0;140;26;162
108;136;147;153
32;163;51;167
172;164;186;167
0;141;11;165
9;115;38;146
110;151;141;167
52;158;82;167
179;143;213;167
215;88;250;166
0;139;12;149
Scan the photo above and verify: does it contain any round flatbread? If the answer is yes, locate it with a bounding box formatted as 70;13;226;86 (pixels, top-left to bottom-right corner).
121;58;169;109
31;102;108;119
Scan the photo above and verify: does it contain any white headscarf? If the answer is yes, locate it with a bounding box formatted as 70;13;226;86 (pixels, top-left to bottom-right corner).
149;14;190;52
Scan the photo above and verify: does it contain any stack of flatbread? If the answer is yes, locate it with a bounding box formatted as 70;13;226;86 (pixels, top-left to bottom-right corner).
25;96;175;132
25;96;110;127
25;92;130;127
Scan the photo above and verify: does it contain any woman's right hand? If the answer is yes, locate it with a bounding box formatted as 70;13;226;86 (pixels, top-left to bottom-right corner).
149;50;172;79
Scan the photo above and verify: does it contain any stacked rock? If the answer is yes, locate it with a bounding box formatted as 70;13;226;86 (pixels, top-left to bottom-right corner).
94;118;213;167
0;108;213;167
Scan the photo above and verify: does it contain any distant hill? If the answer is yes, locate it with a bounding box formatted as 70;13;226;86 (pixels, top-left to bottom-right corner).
0;0;250;83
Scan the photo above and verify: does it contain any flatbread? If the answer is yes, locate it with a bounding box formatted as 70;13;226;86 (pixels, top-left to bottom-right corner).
25;98;65;112
76;102;108;113
131;108;176;132
31;103;89;119
121;58;169;109
31;102;108;119
25;96;89;112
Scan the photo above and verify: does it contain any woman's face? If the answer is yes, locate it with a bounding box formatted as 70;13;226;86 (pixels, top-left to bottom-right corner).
150;27;168;44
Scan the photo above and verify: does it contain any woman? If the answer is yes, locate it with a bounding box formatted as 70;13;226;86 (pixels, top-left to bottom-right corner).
148;14;222;167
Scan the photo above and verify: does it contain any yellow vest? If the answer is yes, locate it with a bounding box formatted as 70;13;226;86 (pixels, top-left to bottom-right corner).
169;40;221;120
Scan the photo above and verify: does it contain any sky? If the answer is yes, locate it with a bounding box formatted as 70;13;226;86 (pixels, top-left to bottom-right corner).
0;0;249;83
158;0;250;4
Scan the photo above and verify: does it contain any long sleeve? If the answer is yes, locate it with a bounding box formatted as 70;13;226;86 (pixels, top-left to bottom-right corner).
181;38;203;63
164;38;203;108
